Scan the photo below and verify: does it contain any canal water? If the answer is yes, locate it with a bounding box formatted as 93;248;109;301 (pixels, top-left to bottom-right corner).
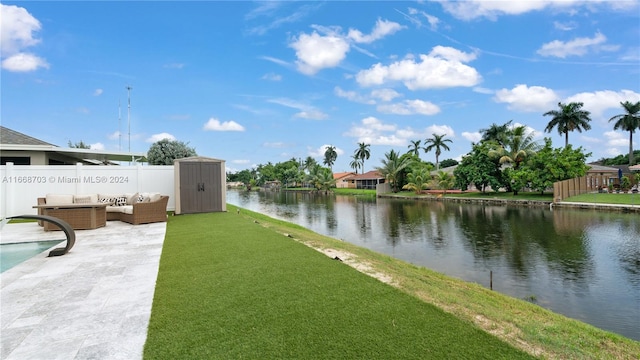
227;189;640;341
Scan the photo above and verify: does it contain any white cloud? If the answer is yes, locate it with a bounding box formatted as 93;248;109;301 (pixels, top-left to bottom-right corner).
564;89;640;118
494;84;559;112
289;31;350;75
429;45;477;62
261;72;282;81
203;118;245;131
473;86;494;95
537;32;618;58
1;52;49;72
580;135;602;144
347;18;404;44
1;4;41;54
553;21;577;31
604;130;628;148
108;131;121;140
268;97;327;119
1;5;48;72
407;8;441;30
232;159;251;164
90;142;105;151
462;131;482;142
377;99;440;116
356;46;481;90
439;1;633;21
344;116;448;146
370;88;402;102
294;110;328;120
260;56;291;67
93;89;103;96
334;86;375;104
425;124;455;137
146;133;176;143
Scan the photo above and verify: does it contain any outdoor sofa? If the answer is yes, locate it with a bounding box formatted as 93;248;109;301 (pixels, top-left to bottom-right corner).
37;192;169;227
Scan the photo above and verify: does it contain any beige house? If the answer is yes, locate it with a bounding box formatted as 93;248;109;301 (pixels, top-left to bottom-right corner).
333;172;356;188
343;170;385;190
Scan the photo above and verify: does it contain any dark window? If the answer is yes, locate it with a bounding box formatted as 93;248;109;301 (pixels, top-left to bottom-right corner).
1;157;30;165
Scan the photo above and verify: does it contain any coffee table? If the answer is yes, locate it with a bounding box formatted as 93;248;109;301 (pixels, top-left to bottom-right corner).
32;203;108;231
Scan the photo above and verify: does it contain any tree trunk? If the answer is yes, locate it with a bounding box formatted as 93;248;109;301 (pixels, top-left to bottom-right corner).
630;131;635;165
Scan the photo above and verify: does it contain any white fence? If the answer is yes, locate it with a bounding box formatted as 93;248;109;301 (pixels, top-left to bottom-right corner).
0;163;176;218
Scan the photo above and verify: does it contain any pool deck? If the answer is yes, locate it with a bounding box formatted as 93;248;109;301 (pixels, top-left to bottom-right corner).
1;220;166;360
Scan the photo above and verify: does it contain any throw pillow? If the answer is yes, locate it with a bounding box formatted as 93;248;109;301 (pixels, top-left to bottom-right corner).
99;197;114;205
74;195;93;204
127;193;139;205
135;193;146;203
114;196;127;207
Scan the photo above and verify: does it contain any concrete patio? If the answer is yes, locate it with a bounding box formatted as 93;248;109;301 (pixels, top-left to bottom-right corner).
1;220;166;360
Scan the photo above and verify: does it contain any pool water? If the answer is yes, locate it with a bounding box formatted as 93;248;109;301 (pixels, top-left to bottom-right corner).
1;240;63;273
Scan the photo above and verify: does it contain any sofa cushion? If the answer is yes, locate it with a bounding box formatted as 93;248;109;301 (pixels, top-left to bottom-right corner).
106;205;132;213
74;194;98;204
149;193;162;202
46;194;74;205
122;206;134;215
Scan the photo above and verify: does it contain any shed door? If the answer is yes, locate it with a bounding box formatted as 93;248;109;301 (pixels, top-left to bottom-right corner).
179;162;201;214
200;162;222;212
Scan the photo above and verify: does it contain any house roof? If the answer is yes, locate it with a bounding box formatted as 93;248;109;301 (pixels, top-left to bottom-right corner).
587;163;620;173
0;126;55;146
349;170;384;180
333;172;355;180
0;126;147;163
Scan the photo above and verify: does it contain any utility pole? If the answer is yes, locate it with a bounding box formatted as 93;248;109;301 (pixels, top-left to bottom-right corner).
118;100;122;151
126;85;132;152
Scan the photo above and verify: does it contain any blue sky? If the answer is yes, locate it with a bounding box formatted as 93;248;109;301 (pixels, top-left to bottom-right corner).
2;1;639;173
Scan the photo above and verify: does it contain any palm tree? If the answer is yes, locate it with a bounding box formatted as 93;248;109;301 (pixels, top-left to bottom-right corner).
489;125;540;169
349;154;362;174
480;120;512;146
354;142;371;172
423;134;452;170
434;170;455;195
323;145;337;171
543;102;592;148
375;149;412;192
303;156;317;173
407;140;422;157
609;101;640;165
402;163;432;194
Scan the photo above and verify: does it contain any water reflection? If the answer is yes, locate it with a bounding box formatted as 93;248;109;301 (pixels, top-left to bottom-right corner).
227;190;640;340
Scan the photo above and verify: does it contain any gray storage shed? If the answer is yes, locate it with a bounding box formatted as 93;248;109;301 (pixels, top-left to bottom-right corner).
174;156;226;214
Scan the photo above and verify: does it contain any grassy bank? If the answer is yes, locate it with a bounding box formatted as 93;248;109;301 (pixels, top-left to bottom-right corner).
144;208;534;359
144;206;639;359
564;192;640;205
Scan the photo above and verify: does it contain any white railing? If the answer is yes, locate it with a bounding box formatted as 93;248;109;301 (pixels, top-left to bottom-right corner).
0;163;175;218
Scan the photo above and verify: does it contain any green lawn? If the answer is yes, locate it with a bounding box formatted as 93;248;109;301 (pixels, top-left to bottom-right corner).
564;192;640;205
144;209;534;359
384;190;554;202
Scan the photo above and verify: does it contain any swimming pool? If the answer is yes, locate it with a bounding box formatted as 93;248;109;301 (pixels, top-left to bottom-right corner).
1;240;63;273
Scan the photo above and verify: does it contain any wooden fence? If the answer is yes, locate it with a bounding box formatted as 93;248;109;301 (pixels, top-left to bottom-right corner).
553;175;610;202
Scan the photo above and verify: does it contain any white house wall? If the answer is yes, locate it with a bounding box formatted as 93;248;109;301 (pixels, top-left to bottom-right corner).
0;163;176;218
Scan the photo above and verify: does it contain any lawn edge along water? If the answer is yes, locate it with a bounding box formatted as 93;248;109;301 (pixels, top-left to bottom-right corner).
144;205;639;359
144;208;533;359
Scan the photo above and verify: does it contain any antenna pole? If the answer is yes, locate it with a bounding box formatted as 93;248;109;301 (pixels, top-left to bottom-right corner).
126;85;132;152
118;100;122;151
